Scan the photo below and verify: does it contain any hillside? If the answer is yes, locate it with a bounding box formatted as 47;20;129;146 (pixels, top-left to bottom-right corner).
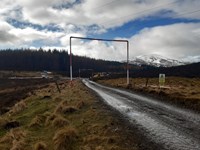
129;54;187;67
0;49;199;78
0;49;126;75
131;62;200;77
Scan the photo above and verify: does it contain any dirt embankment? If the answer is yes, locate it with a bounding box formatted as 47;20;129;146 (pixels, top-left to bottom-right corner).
97;77;200;112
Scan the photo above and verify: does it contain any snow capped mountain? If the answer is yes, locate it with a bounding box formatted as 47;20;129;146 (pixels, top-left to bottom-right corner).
129;54;188;67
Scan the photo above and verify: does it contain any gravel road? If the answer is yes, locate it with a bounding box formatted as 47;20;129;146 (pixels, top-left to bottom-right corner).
83;79;200;150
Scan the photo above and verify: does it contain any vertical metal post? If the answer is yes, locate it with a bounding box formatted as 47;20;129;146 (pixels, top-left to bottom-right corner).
70;37;73;81
69;36;129;85
127;41;130;85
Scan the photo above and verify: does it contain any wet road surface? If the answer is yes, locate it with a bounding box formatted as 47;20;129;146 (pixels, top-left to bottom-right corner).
83;79;200;150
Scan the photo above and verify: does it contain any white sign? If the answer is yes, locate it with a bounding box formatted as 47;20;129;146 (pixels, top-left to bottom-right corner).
159;74;165;87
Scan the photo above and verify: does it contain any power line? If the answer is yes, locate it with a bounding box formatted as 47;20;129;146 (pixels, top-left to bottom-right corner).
88;0;121;11
101;0;181;26
104;8;200;27
174;9;200;18
108;8;200;35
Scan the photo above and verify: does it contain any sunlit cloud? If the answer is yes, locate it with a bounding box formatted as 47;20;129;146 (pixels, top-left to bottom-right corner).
0;0;200;62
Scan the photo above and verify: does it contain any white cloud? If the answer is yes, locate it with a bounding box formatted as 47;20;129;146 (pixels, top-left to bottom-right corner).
1;0;199;30
0;20;65;48
0;0;200;62
67;23;200;62
0;21;18;45
71;40;128;60
60;33;86;46
129;23;200;61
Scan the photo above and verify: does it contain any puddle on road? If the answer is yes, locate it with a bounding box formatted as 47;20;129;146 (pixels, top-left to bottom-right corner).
83;79;200;150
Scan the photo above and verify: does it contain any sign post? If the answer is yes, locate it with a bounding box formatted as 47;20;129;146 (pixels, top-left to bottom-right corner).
159;74;165;88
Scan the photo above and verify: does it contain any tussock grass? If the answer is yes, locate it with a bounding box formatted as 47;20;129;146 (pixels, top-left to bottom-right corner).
53;127;78;150
45;113;59;126
95;146;105;150
52;115;69;128
83;135;111;145
62;106;78;114
34;141;47;150
54;97;62;101
9;100;27;115
29;115;45;128
0;128;26;149
0;117;8;128
76;101;85;109
54;100;78;114
45;112;69;128
10;139;26;150
0;79;139;150
54;100;68;114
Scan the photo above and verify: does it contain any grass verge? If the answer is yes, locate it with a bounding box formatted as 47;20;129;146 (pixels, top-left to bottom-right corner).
0;79;139;150
97;77;200;112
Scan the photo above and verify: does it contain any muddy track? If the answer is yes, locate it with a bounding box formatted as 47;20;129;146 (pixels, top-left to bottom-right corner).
83;79;200;150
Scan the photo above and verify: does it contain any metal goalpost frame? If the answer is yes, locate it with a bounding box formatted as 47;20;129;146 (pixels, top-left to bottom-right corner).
69;36;130;85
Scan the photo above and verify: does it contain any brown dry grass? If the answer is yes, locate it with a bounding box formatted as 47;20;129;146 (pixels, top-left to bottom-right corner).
45;113;59;126
52;115;69;128
34;141;47;150
9;100;27;115
29;115;45;128
84;135;115;145
98;77;200;111
10;139;26;150
53;127;78;150
0;128;26;143
54;100;78;114
0;117;8;128
62;106;78;114
76;101;85;109
0;128;26;150
0;79;139;150
45;112;69;128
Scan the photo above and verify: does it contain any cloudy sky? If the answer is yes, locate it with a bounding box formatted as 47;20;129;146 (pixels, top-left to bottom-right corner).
0;0;200;61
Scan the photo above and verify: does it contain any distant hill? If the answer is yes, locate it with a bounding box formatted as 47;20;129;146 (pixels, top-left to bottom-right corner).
129;54;188;67
130;62;200;78
0;49;127;76
0;49;199;78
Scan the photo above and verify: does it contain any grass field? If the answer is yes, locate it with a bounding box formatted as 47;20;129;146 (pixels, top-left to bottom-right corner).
0;79;140;150
0;71;42;78
97;77;200;111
